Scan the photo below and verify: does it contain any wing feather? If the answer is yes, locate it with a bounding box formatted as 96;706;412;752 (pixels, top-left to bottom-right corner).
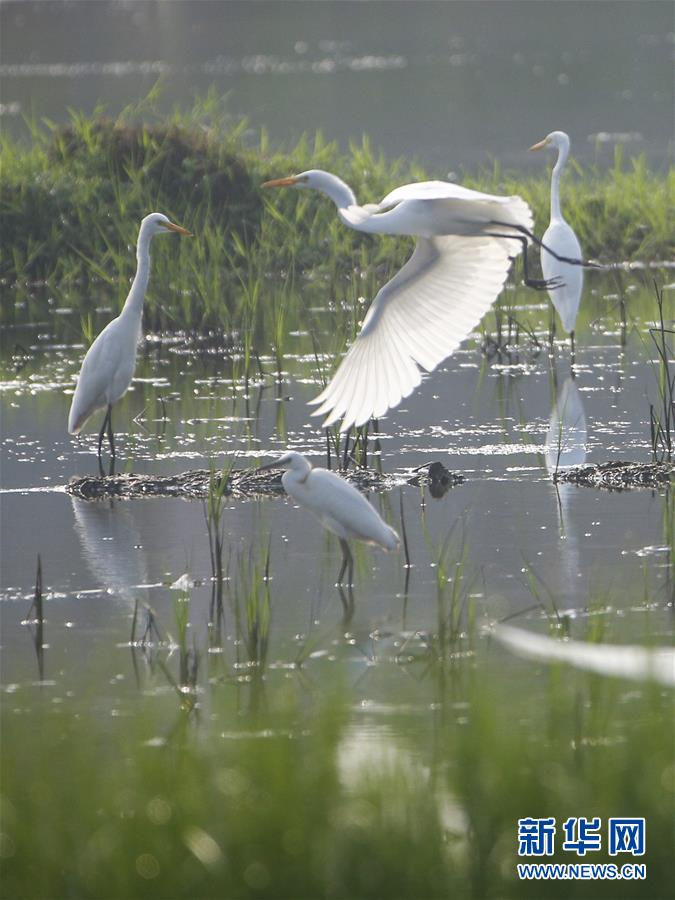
377;180;523;208
311;235;515;431
374;182;534;234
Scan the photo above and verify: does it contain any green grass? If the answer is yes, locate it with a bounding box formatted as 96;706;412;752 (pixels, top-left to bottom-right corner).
2;644;672;900
2;91;673;337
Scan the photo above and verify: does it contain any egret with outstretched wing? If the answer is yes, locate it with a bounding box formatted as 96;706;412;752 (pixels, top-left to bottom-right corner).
264;171;544;430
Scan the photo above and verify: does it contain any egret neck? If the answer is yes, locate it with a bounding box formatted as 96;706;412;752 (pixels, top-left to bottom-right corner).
282;452;312;485
121;221;153;322
305;172;359;223
550;135;570;223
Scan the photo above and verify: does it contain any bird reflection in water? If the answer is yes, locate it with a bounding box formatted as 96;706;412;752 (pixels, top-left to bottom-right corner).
70;496;158;683
545;374;588;604
545;375;587;475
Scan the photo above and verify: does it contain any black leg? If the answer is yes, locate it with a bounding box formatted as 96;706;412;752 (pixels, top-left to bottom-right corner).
484;231;564;291
106;405;116;476
549;313;557;348
106;405;115;456
337;538;353;586
337;584;355;627
97;407;111;476
489;221;603;269
570;331;576;369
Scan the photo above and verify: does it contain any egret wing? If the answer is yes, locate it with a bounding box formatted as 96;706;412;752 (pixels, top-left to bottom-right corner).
68;318;135;433
310;234;515;431
363;183;533;237
377;180;531;219
378;180;510;205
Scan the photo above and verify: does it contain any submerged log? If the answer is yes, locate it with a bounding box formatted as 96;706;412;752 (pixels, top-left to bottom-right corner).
554;460;675;490
66;465;403;501
66;460;465;501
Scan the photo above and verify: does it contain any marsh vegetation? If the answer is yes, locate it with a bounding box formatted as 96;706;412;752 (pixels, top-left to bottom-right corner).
1;90;673;899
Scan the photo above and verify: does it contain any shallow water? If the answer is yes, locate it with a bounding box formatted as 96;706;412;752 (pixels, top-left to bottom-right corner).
1;1;673;171
1;273;673;721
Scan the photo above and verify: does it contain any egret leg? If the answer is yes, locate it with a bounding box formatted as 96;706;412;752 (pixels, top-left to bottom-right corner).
337;538;354;586
549;314;557;348
489;221;603;269
337;584;355;627
570;331;576;369
106;405;116;475
484;232;563;291
106;405;115;457
97;407;111;476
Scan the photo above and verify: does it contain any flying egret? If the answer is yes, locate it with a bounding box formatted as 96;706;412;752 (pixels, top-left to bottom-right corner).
68;212;192;473
259;450;400;584
530;131;583;353
262;169;589;431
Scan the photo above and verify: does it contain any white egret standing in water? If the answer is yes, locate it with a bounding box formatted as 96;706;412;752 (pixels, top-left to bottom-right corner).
68;213;192;472
259;450;399;584
262;169;593;431
530;131;584;353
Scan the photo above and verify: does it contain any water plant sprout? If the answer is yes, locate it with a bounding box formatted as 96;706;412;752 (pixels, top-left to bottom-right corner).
67;212;191;473
259;450;400;584
530;131;584;353
262;169;596;431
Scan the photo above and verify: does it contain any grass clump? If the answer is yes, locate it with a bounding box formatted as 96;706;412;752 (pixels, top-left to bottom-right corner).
1;91;673;337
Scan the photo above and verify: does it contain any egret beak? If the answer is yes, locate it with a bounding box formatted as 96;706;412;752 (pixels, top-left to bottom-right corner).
261;176;301;189
529;138;550;152
163;221;193;236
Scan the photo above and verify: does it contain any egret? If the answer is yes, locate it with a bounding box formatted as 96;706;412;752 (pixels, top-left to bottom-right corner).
530;131;583;353
68;212;191;473
262;169;587;431
259;450;400;584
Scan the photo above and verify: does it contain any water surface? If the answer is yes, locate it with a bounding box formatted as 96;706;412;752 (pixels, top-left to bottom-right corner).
1;1;672;171
1;274;672;719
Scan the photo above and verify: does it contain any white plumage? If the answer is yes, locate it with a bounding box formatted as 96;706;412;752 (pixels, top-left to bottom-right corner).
262;450;399;584
530;131;584;339
68;313;140;436
68;212;191;468
263;170;534;431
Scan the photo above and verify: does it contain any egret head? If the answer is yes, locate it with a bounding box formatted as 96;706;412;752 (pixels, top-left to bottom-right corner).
262;170;357;209
140;212;193;237
258;450;311;474
261;169;335;191
529;131;570;153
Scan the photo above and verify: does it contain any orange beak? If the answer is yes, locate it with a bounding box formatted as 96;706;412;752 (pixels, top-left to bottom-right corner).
163;221;193;236
261;176;301;189
529;138;550;152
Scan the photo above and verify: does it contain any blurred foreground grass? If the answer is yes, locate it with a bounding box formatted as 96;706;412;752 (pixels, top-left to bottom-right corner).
2;648;672;899
1;90;673;334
